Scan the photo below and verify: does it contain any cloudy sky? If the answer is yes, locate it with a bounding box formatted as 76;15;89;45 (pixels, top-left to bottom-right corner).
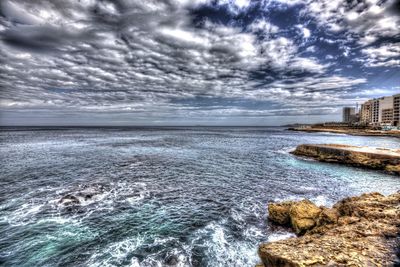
0;0;399;126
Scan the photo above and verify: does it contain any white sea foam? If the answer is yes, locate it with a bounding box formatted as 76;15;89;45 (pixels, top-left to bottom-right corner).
267;232;295;242
311;195;329;207
87;235;190;267
54;181;150;210
4;203;44;226
276;146;297;155
274;194;332;208
3;180;151;228
243;226;264;239
86;235;146;267
298;186;318;192
189;221;260;267
273;195;300;202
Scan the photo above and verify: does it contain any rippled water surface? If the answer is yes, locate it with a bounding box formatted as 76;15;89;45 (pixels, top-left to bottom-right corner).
0;127;399;267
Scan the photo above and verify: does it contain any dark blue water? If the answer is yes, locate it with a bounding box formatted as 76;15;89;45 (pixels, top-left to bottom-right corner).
0;127;399;267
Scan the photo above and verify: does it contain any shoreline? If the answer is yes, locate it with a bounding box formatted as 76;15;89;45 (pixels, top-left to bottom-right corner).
288;127;400;138
257;192;400;266
256;143;400;265
291;144;400;175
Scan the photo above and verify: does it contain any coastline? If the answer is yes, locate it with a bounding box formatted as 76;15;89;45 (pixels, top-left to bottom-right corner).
291;144;400;175
256;141;400;266
288;127;400;138
257;192;400;266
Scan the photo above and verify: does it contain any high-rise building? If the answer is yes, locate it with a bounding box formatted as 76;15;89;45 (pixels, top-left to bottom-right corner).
360;100;372;125
394;94;400;126
342;107;356;123
378;96;394;126
371;98;380;125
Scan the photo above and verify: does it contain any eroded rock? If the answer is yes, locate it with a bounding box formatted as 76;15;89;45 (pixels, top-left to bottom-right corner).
289;200;321;234
268;199;322;234
268;201;294;225
316;207;339;226
259;192;400;267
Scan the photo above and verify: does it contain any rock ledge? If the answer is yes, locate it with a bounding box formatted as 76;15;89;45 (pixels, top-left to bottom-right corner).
258;192;400;266
292;144;400;175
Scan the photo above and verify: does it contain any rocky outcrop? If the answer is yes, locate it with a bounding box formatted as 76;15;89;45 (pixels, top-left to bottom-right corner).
258;192;400;267
289;200;321;235
58;194;80;206
58;184;108;207
268;201;294;225
269;200;322;234
292;144;400;175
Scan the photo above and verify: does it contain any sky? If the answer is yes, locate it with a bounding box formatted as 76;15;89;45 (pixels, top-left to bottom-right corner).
0;0;399;126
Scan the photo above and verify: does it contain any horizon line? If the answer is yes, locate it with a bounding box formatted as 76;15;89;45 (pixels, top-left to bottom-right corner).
0;124;308;128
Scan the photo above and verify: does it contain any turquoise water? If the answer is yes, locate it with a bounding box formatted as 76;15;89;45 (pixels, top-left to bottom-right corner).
0;127;399;266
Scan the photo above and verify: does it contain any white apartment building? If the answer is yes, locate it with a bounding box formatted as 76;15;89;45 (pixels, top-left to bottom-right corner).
360;93;400;126
379;96;394;126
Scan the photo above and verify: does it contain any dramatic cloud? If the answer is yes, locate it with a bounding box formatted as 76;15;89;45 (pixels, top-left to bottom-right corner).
0;0;399;125
301;0;400;46
361;43;400;67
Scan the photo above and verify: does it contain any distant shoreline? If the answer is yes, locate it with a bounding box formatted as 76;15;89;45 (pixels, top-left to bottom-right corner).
288;127;400;138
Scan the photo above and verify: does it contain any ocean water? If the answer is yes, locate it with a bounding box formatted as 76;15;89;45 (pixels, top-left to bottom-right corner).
0;127;399;267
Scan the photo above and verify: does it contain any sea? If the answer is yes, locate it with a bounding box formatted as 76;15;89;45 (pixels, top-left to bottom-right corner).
0;127;399;267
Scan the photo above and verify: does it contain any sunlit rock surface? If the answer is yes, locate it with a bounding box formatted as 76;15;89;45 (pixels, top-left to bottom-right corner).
258;192;400;267
292;144;400;175
268;201;294;226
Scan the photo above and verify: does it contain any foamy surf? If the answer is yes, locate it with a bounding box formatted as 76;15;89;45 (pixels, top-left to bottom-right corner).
1;127;399;266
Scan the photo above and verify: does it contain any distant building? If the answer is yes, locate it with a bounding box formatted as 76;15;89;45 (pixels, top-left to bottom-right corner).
342;107;356;123
371;98;380;125
360;100;372;125
394;94;400;126
359;93;400;127
379;96;394;126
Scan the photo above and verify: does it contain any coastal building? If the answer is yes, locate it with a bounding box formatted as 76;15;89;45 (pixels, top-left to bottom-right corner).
394;94;400;126
342;107;356;123
360;100;372;125
378;96;394;126
371;98;380;126
381;109;393;125
359;93;400;127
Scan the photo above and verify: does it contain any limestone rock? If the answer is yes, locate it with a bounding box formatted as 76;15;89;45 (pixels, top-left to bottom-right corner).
291;144;400;175
386;164;400;174
317;207;339;226
289;200;321;234
268;201;294;225
259;192;400;267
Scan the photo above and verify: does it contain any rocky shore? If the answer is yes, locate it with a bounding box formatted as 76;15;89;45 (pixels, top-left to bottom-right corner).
292;144;400;175
257;192;400;267
288;127;400;138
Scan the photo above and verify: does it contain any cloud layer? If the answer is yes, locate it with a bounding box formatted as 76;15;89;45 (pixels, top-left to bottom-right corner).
0;0;399;125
